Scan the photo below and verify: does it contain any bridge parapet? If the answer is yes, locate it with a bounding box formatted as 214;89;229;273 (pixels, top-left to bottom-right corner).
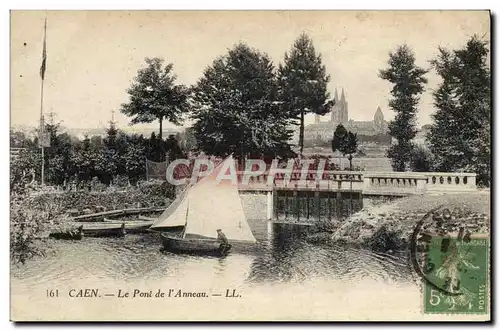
363;172;428;196
420;172;477;192
237;170;364;191
236;170;477;195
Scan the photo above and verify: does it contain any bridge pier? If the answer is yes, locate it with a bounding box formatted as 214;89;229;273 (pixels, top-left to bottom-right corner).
266;191;273;220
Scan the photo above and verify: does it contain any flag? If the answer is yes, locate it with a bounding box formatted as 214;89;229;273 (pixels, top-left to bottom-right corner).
40;18;47;80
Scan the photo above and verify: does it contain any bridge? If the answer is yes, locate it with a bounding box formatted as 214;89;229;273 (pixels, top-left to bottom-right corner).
235;170;478;221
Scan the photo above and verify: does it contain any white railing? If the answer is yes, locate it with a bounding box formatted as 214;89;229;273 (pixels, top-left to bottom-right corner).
236;170;477;195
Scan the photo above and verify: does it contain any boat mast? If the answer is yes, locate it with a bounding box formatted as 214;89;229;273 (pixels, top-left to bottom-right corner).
181;201;189;239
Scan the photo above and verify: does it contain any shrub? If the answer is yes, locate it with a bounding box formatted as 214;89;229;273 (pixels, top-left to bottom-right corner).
409;145;434;172
366;224;405;252
10;185;65;264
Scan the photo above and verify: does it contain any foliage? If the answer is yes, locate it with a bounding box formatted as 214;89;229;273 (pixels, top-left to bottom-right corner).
367;224;405;252
379;44;428;171
277;33;332;155
10;182;64;264
121;57;190;140
10;149;41;190
409;145;434;172
165;134;185;161
331;124;347;153
137;179;174;200
190;43;295;159
332;124;358;170
10;124;185;189
427;36;491;186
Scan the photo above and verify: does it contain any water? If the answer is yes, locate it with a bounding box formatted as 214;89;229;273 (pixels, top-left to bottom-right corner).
11;221;420;321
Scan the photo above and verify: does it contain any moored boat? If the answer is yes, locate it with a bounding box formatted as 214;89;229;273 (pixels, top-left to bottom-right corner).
149;155;256;256
160;234;232;256
83;223;126;238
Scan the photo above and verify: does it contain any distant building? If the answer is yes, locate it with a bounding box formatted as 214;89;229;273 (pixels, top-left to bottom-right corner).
305;88;389;142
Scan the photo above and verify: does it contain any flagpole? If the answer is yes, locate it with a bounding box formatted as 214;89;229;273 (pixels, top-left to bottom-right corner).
39;18;47;187
40;72;45;187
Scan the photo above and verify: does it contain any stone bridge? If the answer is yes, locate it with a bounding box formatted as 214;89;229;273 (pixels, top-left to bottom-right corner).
236;170;478;220
236;170;477;195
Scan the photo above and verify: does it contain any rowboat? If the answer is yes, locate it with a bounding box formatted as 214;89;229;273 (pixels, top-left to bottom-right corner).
160;235;232;256
49;225;84;240
83;223;126;238
149;155;256;256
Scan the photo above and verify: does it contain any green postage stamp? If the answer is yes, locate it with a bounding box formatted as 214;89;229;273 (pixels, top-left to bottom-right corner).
423;235;489;314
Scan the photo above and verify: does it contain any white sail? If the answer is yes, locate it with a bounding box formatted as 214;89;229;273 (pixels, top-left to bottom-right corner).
183;155;256;243
150;184;191;229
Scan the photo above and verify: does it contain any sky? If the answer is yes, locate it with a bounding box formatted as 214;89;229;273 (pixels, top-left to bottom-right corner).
10;10;490;131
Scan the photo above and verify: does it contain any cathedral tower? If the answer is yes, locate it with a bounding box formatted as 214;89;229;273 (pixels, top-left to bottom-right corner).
340;88;348;123
330;87;348;124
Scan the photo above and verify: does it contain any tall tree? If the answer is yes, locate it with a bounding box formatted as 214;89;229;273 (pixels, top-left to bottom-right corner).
379;45;428;171
121;57;189;140
332;124;358;170
191;43;294;159
278;33;332;155
427;36;491;186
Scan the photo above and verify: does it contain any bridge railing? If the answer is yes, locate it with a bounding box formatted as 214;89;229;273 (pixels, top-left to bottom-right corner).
236;170;478;195
420;172;477;192
362;172;428;195
237;170;364;191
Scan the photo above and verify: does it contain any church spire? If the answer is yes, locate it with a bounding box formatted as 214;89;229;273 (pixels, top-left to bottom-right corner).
334;88;339;101
341;88;346;101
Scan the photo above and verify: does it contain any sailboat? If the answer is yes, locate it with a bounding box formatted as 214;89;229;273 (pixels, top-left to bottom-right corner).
149;155;257;256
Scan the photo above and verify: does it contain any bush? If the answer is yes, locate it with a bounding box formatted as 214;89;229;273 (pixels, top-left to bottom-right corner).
10;185;65;264
409;145;434;172
113;174;130;188
90;176;107;192
366;224;405;252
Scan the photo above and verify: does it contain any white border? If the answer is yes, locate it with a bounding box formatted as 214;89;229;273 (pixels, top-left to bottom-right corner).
3;1;498;330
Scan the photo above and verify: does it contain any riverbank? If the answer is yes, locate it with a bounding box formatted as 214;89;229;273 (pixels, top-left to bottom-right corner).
306;191;490;252
10;183;171;264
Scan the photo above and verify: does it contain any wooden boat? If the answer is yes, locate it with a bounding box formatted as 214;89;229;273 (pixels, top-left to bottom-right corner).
82;223;126;238
160;235;232;256
150;155;256;256
49;225;84;240
103;219;155;234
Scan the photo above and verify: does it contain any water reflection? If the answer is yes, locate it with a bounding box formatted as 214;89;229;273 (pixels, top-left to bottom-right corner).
11;221;414;291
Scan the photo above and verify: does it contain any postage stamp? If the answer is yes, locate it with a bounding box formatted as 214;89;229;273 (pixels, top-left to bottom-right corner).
423;235;489;314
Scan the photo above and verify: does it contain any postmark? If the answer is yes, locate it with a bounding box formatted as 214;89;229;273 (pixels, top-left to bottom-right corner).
410;206;490;314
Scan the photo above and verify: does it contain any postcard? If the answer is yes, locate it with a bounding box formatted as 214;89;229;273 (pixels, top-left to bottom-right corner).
10;10;491;321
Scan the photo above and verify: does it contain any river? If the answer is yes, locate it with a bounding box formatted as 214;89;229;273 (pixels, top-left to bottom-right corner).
10;221;459;321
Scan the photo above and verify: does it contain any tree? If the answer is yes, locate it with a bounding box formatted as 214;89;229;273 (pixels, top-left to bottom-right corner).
342;132;358;171
123;135;146;185
121;57;190;140
379;45;428;171
332;124;347;167
165;134;184;161
191;43;294;159
73;134;97;183
427;36;491;186
409;145;433;172
331;124;347;154
278;33;332;155
332;124;358;170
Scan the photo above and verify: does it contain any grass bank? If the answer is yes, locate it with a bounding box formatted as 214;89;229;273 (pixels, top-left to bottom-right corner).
307;191;490;253
10;181;172;264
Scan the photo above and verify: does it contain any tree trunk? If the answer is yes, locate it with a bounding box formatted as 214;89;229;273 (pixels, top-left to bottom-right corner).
158;116;163;141
299;110;305;155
